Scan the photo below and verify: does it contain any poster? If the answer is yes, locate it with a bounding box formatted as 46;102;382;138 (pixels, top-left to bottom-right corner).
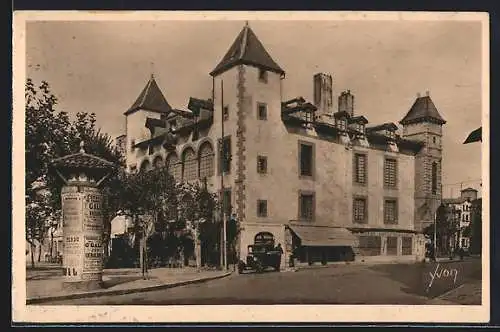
83;188;103;233
83;235;103;280
61;191;83;232
62;232;82;279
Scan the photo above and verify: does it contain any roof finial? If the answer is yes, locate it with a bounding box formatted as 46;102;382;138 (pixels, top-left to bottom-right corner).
245;20;249;27
79;140;85;153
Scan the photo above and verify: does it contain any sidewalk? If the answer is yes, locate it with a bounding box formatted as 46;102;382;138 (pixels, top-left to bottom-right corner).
428;279;482;305
26;263;231;304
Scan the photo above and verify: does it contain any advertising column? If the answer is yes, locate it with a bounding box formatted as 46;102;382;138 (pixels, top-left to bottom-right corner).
61;185;104;290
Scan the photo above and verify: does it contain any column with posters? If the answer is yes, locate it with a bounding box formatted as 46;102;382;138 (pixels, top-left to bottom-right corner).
60;185;105;288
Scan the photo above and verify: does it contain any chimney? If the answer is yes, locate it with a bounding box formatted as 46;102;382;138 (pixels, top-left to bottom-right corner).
425;90;430;97
313;73;334;116
416;92;421;98
338;90;354;116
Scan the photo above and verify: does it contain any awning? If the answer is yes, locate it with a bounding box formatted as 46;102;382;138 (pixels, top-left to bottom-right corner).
289;225;357;247
463;127;482;144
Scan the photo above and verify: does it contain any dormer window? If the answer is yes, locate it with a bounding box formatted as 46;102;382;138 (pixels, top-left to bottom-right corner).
223;105;229;121
336;118;347;131
357;123;365;134
169;120;177;131
258;69;268;83
387;130;396;140
130;139;135;152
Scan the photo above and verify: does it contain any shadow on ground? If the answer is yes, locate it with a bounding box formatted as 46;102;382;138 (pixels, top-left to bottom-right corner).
102;275;157;289
369;258;482;299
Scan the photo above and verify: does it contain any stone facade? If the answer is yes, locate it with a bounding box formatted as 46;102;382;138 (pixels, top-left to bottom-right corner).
119;23;446;266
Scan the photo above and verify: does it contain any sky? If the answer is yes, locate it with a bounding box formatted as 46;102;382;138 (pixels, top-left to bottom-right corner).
25;18;484;198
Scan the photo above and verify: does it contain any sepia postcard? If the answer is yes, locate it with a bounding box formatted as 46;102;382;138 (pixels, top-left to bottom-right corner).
12;10;490;324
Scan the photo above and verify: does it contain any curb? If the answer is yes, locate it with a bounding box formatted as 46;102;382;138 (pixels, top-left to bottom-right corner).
27;272;232;305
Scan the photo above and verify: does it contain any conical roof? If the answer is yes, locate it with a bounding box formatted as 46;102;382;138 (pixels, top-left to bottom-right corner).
210;23;285;77
400;95;446;125
124;75;172;115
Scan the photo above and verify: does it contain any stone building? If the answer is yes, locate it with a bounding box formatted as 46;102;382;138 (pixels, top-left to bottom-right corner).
118;23;446;266
442;187;479;250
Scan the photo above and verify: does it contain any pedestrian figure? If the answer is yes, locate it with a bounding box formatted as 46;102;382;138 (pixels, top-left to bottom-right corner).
459;246;464;261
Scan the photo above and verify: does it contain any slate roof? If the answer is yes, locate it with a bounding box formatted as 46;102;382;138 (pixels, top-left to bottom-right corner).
400;96;446;125
463;127;482;144
145;117;166;130
348;115;369;125
366;122;398;132
442;198;467;205
124;75;172;115
210;22;285;77
51;152;116;170
188;97;214;113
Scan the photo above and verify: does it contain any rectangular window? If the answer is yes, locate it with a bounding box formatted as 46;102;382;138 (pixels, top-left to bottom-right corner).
402;237;413;255
223;105;229;121
257;155;268;174
218;136;231;174
299;142;314;177
384;158;397;188
222;188;232;217
353;197;367;224
431;162;438;195
386;236;398;255
257;103;268;120
354;154;367;185
384;199;398;224
257;200;268;217
299;192;315;221
358;236;381;256
258;69;268;83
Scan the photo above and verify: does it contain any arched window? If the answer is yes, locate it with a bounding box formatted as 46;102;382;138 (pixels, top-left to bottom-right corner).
139;160;151;173
431;162;438;195
166;153;181;182
182;148;197;182
153;156;164;169
198;142;215;179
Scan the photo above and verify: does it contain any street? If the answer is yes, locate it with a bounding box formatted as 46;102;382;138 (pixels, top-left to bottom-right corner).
42;259;481;305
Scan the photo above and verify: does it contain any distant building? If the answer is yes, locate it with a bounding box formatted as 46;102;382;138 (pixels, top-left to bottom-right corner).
442;187;479;249
118;23;447;265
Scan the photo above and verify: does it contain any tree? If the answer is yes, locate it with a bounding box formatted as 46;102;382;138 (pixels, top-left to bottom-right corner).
25;78;124;267
178;181;219;269
115;167;178;278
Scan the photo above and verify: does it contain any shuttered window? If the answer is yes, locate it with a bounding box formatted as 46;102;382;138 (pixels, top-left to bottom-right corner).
354;154;366;185
384;158;397;188
353;198;367;224
384;199;398;224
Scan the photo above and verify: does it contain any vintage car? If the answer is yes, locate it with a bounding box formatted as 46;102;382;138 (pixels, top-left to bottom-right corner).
238;232;282;274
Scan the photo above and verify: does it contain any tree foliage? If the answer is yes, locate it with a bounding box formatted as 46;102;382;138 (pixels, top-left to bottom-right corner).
25;78;124;266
